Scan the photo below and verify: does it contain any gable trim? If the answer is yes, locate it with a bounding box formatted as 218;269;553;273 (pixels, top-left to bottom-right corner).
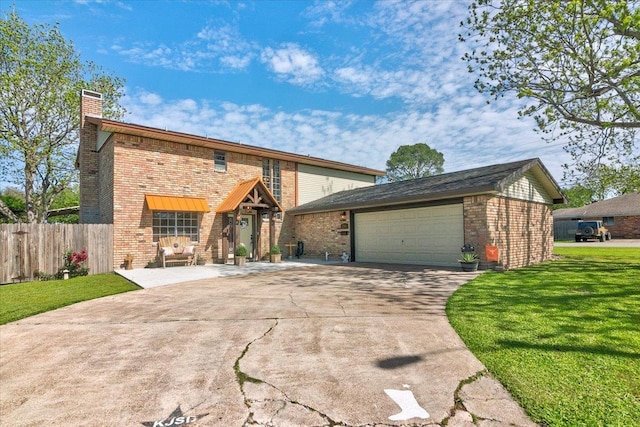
216;177;284;213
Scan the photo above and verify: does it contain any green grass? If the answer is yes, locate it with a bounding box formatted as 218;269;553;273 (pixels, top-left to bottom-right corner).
0;273;140;325
447;247;640;427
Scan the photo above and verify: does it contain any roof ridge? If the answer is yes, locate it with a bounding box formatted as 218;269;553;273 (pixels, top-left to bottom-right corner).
291;158;562;214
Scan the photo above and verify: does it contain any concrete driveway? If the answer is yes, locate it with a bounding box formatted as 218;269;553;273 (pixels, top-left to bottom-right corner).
0;264;535;427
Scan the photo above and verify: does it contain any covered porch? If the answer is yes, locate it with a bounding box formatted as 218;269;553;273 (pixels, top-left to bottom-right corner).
216;177;284;263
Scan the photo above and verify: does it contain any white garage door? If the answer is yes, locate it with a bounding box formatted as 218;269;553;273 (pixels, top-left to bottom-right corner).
354;204;464;266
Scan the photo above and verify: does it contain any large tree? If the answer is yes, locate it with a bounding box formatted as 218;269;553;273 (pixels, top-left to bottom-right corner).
385;143;444;182
461;0;639;178
0;9;125;223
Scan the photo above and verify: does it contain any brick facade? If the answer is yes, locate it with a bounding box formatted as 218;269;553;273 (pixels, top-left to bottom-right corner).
78;93;385;269
80;127;298;268
291;211;351;261
463;195;553;270
128;137;294;268
292;196;555;270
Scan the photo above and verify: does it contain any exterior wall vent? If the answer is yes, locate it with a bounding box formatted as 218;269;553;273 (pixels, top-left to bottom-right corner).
82;89;102;100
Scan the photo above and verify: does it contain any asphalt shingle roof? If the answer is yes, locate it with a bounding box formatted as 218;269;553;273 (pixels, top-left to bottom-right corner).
553;191;640;218
290;158;564;214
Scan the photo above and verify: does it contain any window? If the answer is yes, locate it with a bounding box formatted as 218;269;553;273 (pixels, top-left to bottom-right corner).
272;160;281;202
262;158;281;203
603;216;614;226
214;151;226;172
262;158;271;186
153;212;200;242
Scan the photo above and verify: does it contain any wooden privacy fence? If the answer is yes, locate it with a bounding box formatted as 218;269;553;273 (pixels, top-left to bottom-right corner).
0;224;113;284
553;219;579;241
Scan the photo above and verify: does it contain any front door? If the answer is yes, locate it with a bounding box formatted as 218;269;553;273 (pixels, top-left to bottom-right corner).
238;214;255;260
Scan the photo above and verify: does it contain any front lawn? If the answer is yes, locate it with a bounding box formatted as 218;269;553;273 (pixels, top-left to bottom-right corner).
0;273;140;325
447;247;640;427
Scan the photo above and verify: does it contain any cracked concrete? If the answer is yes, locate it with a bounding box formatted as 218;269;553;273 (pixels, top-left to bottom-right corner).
455;376;537;427
0;264;537;426
235;320;344;427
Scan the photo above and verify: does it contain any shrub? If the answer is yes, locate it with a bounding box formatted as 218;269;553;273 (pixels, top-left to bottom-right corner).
458;252;479;263
57;249;89;279
34;270;56;281
270;244;281;255
235;244;247;257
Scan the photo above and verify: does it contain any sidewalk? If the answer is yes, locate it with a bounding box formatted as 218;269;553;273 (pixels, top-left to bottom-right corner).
116;258;340;288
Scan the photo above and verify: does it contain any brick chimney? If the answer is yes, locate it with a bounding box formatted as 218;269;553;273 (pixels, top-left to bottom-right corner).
78;89;103;224
80;89;103;128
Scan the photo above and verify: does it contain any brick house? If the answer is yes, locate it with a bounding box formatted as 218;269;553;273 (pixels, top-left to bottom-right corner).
78;90;565;271
77;90;384;268
289;159;566;270
553;191;640;239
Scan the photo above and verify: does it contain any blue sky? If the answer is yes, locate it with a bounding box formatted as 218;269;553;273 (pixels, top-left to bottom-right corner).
3;0;571;183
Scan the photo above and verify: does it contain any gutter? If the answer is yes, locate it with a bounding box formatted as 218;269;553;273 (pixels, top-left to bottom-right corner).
289;186;499;215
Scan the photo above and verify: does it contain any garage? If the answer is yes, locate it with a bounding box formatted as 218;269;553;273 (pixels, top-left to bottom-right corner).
290;158;567;270
354;204;463;266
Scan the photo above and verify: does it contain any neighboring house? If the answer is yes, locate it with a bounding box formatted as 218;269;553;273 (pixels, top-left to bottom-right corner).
77;90;384;268
553;191;640;240
289;158;566;270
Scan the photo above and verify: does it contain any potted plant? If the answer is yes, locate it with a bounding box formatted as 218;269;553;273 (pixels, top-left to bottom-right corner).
196;254;206;265
235;244;247;266
269;244;281;263
458;251;480;271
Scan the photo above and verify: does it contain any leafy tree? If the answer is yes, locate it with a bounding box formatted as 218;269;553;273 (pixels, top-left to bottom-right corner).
461;0;639;174
385;143;444;182
48;185;79;224
0;9;125;223
557;162;640;209
585;162;640;199
555;185;595;209
606;164;640;195
0;187;25;223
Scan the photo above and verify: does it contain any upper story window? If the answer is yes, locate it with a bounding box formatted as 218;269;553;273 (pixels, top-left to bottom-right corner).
262;158;271;186
262;158;281;203
214;151;226;172
272;160;281;202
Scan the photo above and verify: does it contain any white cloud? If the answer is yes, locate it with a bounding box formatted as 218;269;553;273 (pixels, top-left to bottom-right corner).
111;43;177;69
122;90;571;183
220;54;252;70
73;0;131;11
112;1;576;185
111;23;256;72
302;0;357;27
260;43;324;87
310;0;478;108
139;91;162;105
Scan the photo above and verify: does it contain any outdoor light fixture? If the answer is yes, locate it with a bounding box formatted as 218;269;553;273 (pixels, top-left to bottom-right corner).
340;211;347;221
